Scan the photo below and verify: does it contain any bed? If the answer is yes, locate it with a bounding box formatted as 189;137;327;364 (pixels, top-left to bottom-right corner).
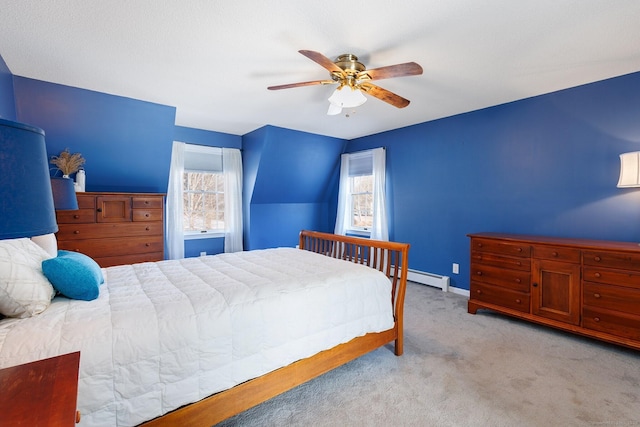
0;230;409;426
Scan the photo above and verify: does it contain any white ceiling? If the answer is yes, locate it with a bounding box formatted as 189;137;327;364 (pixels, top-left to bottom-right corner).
1;1;640;140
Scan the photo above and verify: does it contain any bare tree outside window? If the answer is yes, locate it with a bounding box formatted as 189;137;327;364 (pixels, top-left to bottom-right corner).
350;175;373;229
183;171;225;232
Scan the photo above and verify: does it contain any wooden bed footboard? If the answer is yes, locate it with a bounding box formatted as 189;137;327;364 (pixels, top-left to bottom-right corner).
299;230;410;356
141;231;410;427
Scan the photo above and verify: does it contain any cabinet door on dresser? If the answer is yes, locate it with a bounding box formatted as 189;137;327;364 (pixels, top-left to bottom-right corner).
531;259;581;325
96;195;132;222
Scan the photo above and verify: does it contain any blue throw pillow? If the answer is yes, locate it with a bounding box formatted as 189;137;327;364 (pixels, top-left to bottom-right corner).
42;250;104;301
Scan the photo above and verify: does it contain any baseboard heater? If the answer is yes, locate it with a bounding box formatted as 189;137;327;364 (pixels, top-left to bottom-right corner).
406;269;450;292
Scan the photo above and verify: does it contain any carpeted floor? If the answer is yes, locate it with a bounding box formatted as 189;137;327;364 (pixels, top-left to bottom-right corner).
217;282;640;426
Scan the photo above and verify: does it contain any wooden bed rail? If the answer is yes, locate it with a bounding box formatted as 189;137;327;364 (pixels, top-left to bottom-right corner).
299;230;410;355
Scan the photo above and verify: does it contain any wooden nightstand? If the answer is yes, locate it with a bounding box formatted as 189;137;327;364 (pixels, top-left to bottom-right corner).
0;352;81;426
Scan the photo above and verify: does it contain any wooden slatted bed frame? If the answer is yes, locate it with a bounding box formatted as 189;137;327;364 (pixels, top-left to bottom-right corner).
141;230;410;427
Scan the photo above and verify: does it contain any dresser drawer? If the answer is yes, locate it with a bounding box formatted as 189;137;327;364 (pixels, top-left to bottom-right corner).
532;245;580;263
582;306;640;341
56;209;96;224
471;238;530;257
132;209;163;222
470;263;530;292
470;282;530;313
76;194;96;209
132;197;163;209
583;267;640;290
583;282;640;315
471;251;530;271
58;236;164;259
56;222;163;240
583;250;640;270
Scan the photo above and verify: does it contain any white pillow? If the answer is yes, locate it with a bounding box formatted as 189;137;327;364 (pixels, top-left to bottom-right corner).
0;238;56;318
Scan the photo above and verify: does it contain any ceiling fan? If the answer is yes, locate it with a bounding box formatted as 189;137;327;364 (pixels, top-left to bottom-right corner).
268;50;423;115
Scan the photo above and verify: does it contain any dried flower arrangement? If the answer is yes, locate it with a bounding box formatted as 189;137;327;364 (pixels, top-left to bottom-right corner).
50;148;85;176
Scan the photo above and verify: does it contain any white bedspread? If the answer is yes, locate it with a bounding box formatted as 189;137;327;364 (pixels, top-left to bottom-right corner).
0;248;393;426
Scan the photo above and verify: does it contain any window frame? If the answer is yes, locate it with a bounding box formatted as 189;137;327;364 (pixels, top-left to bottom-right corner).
181;144;226;240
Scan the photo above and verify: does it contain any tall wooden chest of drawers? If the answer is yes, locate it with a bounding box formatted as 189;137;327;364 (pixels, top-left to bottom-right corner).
468;233;640;351
56;192;165;267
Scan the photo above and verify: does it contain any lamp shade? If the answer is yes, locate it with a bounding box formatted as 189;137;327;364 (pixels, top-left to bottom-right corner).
328;86;367;108
50;177;79;210
617;151;640;188
0;118;58;239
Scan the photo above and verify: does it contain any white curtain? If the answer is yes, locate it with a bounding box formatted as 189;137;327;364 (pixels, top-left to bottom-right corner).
334;153;350;236
334;147;389;241
370;147;389;241
166;141;185;259
223;148;244;253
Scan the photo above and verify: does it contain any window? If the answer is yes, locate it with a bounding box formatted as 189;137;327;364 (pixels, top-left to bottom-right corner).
335;147;388;241
349;167;374;230
183;171;225;233
182;145;225;238
167;142;243;259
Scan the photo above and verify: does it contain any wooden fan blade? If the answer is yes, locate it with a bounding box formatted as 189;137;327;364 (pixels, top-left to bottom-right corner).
299;50;345;75
358;62;423;81
268;80;335;90
360;83;410;108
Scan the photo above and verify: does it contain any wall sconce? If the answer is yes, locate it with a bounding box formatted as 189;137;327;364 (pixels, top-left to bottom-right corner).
617;151;640;188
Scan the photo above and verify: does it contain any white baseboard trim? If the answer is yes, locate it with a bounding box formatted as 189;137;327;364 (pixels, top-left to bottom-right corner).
407;269;449;292
448;286;470;297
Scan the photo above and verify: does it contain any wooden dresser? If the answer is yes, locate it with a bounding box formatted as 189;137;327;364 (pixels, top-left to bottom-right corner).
56;192;165;267
468;233;640;351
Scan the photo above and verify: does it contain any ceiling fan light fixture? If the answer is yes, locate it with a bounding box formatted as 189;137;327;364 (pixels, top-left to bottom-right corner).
327;103;343;116
328;86;367;109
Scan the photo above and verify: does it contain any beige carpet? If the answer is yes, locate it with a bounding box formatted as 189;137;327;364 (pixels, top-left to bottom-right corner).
217;282;640;426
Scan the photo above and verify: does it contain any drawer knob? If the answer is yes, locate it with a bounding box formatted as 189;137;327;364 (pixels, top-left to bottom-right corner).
552;251;558;257
74;230;80;234
515;299;521;304
594;272;601;278
516;261;521;266
73;214;80;219
594;317;600;322
517;247;522;252
145;201;150;205
145;213;150;217
594;293;601;299
594;256;601;262
476;289;482;294
476;271;483;276
477;243;483;248
145;243;150;247
532;283;538;287
515;278;521;283
145;226;150;231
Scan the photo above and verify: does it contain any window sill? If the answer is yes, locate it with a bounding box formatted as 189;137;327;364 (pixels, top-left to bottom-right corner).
346;229;371;238
184;232;225;240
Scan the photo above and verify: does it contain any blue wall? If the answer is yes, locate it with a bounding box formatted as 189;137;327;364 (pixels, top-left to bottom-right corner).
14;77;176;193
0;54;16;120
243;125;345;249
349;71;640;290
